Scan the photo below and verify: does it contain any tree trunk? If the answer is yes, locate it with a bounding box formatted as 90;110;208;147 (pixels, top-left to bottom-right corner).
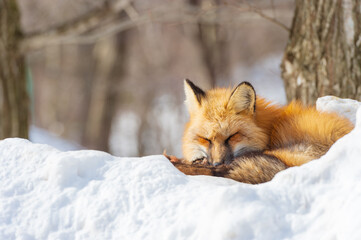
188;0;229;88
0;0;29;139
81;31;128;152
281;0;361;105
351;0;361;92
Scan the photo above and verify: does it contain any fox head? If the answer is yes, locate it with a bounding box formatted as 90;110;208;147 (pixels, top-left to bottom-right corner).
182;79;268;166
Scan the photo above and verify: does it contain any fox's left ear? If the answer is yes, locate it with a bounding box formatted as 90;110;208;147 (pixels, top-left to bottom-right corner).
184;79;206;113
228;82;256;114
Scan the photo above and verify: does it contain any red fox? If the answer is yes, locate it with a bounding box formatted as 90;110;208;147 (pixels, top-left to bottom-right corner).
182;79;354;184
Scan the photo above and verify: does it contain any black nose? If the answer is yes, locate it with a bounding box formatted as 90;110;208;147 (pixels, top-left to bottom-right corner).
212;162;222;167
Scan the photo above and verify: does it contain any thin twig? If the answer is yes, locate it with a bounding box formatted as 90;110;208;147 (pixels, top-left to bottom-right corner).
21;2;292;51
270;0;276;19
228;0;290;32
21;0;132;52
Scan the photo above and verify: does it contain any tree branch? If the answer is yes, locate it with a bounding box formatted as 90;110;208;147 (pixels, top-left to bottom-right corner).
20;0;131;52
21;2;292;51
228;0;290;32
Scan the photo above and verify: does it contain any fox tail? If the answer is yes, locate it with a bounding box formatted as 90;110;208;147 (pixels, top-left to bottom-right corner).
227;152;287;184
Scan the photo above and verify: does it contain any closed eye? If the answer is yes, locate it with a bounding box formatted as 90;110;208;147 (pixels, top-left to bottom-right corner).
196;135;211;145
226;132;243;143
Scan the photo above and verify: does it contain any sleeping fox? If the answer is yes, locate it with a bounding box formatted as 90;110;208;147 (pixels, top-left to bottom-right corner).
182;79;354;184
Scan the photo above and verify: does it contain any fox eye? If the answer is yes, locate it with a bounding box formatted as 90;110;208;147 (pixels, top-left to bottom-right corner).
226;132;243;144
197;135;211;145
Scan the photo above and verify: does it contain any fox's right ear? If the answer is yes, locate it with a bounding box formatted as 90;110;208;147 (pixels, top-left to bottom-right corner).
228;82;256;114
184;79;206;113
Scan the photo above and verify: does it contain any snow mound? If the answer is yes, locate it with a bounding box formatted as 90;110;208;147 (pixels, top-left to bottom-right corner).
1;99;361;240
317;96;361;124
29;126;83;151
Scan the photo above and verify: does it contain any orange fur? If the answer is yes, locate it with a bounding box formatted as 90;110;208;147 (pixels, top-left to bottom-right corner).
182;80;354;182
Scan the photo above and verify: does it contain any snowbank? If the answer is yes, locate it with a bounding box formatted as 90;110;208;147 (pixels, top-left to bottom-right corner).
29;126;83;151
317;96;361;124
1;98;361;240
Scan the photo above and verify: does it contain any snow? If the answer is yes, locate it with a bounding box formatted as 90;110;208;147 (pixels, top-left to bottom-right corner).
317;96;361;125
29;126;83;151
1;98;361;240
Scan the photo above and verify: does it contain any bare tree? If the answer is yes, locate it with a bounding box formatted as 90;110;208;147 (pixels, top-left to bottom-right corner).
281;0;361;104
81;29;129;151
0;0;29;139
188;0;230;88
0;0;127;140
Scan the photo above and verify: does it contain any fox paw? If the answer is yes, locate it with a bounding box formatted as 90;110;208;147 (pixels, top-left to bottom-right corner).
163;150;183;163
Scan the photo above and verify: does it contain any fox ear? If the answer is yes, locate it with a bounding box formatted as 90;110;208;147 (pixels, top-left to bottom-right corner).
228;82;256;114
184;79;206;113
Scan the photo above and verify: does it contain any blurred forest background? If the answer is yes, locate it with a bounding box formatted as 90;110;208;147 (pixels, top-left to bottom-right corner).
1;0;360;157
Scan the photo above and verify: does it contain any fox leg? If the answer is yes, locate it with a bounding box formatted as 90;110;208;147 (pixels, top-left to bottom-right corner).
265;149;312;167
226;152;287;184
265;143;329;167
